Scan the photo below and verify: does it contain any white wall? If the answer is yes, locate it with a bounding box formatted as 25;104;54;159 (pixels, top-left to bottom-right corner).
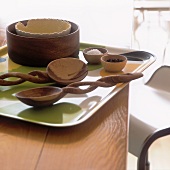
1;0;133;47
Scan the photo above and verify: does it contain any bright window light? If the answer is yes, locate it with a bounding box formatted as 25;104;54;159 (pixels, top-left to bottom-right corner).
1;0;133;48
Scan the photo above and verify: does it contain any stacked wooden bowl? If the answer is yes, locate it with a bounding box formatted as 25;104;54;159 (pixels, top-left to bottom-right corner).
6;19;80;67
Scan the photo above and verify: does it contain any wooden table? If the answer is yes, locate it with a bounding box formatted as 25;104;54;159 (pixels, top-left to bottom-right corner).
0;86;129;170
0;24;130;170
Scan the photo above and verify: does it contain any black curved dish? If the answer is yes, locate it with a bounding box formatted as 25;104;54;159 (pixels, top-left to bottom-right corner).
121;51;155;61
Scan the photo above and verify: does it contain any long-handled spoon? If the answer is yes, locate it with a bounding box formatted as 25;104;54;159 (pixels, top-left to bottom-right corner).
15;73;143;107
0;57;88;86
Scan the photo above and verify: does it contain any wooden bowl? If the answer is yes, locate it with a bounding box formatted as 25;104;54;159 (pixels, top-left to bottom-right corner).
101;54;127;72
47;58;88;85
83;47;108;64
6;20;79;67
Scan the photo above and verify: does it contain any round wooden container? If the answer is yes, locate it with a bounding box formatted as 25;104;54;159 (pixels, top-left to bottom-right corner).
6;20;79;67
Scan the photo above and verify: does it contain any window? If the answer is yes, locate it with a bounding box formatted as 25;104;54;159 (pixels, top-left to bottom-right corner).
1;0;133;48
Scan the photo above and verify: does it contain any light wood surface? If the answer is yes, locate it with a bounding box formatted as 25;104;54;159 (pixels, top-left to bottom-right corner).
36;86;129;170
0;23;129;170
0;85;129;170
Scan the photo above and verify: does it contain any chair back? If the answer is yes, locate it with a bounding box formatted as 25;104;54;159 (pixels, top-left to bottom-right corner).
146;65;170;93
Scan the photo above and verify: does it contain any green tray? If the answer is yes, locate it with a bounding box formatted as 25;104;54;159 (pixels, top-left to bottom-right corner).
0;44;155;127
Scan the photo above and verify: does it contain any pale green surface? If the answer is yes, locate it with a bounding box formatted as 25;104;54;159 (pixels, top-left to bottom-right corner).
0;102;82;124
80;42;105;51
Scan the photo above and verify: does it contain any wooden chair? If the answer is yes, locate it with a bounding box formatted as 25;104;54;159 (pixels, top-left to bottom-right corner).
129;65;170;170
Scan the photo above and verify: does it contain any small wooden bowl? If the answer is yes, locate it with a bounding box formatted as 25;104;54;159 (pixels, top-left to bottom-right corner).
6;20;79;67
101;54;127;72
83;47;108;64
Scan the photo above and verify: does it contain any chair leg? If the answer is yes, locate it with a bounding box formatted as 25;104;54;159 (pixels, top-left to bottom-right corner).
138;127;170;170
145;152;150;170
138;151;150;170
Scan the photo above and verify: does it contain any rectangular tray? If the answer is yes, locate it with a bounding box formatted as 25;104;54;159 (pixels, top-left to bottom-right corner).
0;44;155;127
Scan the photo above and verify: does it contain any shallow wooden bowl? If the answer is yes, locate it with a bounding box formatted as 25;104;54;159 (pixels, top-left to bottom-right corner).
6;20;79;67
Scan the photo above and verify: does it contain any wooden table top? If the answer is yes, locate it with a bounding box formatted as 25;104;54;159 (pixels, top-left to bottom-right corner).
0;86;129;170
0;24;129;170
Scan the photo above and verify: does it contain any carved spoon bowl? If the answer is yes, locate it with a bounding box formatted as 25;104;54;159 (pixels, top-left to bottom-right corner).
0;57;88;86
15;86;65;107
47;57;88;85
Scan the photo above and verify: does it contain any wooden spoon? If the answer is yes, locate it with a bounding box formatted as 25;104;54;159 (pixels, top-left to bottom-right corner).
47;57;88;85
15;73;143;107
0;58;88;86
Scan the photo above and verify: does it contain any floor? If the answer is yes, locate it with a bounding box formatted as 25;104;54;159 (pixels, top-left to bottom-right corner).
128;10;170;170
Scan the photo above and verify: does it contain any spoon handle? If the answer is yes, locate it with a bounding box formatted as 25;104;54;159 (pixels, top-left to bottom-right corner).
63;81;112;94
98;72;143;84
0;70;53;86
62;73;143;94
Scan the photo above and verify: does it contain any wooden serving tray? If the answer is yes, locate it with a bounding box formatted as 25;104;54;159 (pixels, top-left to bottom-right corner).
0;44;155;127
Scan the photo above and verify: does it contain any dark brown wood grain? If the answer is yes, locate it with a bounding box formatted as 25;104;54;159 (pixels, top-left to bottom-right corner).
6;20;80;67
